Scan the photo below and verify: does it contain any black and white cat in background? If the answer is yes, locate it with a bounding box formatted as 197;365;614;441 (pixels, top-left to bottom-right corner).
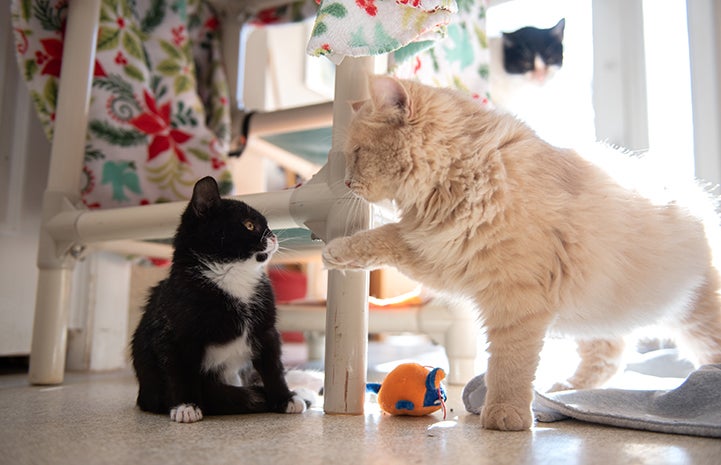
501;18;565;84
489;18;565;107
489;18;595;147
131;176;307;423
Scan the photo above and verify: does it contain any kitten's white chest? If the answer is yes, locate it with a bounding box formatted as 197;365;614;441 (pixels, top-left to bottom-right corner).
202;260;263;303
202;332;253;386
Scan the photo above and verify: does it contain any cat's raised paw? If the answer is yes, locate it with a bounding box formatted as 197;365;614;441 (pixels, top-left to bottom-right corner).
170;403;204;423
322;238;366;270
547;381;574;392
481;403;532;431
285;394;307;414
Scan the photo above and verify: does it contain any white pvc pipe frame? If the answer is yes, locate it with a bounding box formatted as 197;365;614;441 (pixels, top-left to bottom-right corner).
30;0;373;415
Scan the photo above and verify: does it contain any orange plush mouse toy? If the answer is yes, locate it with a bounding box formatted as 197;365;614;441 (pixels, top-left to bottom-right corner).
367;363;447;417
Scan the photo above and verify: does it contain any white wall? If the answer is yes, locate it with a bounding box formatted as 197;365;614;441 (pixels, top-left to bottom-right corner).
0;8;130;368
0;7;52;355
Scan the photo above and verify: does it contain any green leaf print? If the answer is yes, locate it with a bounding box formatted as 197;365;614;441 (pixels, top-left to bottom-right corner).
141;0;166;34
124;64;145;82
455;0;474;14
312;2;346;38
174;74;192;95
478;64;489;80
20;0;32;20
443;24;473;69
30;90;52;119
170;0;186;21
156;59;181;76
99;4;114;23
474;24;487;49
97;27;121;51
23;59;38;82
89;120;146;147
43;78;58;109
101;160;142;202
320;3;347;18
122;32;144;61
84;146;106;162
93;75;139;105
312;22;327;38
159;40;183;61
350;26;368;48
187;147;210;162
33;0;65;31
372;22;399;54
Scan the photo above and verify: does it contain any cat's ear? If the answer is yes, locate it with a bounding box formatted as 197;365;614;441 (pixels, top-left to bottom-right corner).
551;18;565;41
368;75;411;121
191;176;221;216
349;100;367;113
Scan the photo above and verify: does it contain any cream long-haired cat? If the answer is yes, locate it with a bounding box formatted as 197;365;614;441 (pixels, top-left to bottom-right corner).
322;75;721;431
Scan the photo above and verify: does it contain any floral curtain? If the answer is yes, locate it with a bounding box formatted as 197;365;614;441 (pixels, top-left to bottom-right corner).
11;0;233;209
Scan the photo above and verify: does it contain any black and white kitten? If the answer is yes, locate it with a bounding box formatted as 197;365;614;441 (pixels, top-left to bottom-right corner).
489;18;573;145
131;176;306;423
501;18;565;83
489;18;565;106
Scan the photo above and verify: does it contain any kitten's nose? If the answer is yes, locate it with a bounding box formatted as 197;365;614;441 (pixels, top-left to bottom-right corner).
344;180;351;188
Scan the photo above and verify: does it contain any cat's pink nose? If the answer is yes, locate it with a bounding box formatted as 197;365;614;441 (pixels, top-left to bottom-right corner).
344;180;351;188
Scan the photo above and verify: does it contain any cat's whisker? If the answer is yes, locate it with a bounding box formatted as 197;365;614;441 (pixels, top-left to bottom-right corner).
343;199;362;237
267;263;292;278
274;245;294;256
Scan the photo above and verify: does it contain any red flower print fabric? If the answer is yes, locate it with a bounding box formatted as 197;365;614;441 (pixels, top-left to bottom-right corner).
11;0;233;208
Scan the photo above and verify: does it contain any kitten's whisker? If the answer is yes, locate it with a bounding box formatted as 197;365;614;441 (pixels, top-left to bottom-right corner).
275;245;294;255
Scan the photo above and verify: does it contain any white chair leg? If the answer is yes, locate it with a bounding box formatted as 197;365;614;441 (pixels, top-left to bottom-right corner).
305;331;325;361
323;269;369;413
322;57;374;414
29;0;101;385
29;268;74;384
419;298;478;386
443;303;478;385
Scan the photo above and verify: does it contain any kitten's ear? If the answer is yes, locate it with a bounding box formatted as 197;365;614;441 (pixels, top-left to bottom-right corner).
368;75;411;121
502;32;515;48
191;176;221;216
551;18;565;41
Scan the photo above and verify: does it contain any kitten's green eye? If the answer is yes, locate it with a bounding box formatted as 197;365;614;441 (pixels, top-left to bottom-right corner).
243;220;255;231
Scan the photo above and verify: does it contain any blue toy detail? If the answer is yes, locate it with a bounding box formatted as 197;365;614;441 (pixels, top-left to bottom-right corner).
423;368;447;407
366;383;382;394
395;400;415;411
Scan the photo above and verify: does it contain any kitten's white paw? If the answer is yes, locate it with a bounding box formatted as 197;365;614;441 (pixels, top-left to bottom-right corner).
170;403;204;423
285;395;307;414
322;238;365;270
293;387;319;408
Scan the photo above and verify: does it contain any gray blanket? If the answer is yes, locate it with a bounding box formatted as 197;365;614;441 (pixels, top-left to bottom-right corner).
462;359;721;437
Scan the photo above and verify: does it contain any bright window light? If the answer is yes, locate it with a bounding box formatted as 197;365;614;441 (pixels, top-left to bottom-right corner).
642;0;695;179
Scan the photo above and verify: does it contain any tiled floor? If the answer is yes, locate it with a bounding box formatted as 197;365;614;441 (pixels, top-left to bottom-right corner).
2;340;720;465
